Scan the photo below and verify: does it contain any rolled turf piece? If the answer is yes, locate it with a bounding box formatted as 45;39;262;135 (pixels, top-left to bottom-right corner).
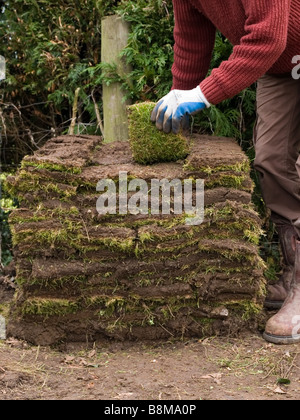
128;102;190;165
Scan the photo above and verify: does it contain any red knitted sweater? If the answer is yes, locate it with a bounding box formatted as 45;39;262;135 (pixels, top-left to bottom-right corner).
171;0;300;104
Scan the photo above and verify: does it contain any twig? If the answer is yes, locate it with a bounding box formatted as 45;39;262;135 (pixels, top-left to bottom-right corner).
0;107;7;137
284;352;299;378
263;354;288;380
80;216;91;242
26;128;38;148
41;373;49;389
162;1;170;16
158;322;174;337
35;345;40;362
175;386;182;401
91;89;104;139
68;87;80;135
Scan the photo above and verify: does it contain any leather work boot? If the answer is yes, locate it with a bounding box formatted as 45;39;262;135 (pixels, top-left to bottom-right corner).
263;239;300;344
264;225;296;309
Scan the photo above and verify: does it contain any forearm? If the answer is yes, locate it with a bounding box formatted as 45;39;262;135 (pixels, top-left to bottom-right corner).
200;0;292;104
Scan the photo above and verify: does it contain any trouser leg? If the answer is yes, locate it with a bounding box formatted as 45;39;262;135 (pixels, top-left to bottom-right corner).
253;74;300;237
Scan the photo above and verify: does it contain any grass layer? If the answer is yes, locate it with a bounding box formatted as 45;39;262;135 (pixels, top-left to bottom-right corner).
128;102;190;165
17;294;262;327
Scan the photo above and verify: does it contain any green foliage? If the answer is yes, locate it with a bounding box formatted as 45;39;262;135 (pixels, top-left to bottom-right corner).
116;0;175;101
0;173;17;266
0;0;120;167
0;0;257;167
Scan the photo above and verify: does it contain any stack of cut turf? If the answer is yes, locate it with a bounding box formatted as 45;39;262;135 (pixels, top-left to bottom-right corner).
5;134;266;345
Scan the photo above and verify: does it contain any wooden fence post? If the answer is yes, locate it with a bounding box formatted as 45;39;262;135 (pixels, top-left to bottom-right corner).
101;15;131;143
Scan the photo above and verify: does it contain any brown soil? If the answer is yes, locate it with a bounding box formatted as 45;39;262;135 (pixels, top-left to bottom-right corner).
0;278;15;304
22;135;100;169
1;332;300;400
184;135;249;171
0;264;16;303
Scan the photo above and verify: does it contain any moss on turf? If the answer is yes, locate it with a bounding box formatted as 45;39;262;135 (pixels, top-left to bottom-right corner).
224;300;263;321
21;297;80;317
6;175;77;200
128;102;190;165
205;174;251;190
183;161;250;175
21;159;82;175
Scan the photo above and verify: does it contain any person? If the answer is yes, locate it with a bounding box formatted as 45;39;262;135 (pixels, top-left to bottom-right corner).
151;0;300;345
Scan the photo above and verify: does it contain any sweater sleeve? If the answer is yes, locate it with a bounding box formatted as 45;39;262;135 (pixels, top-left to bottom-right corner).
200;0;292;105
171;0;216;90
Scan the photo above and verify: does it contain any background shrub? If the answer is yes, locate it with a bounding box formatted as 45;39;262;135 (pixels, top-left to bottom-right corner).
0;0;257;169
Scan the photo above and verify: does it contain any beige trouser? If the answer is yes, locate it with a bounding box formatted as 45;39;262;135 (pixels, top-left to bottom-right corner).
254;73;300;237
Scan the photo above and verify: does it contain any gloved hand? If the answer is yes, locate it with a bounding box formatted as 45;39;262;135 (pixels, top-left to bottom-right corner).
151;86;210;134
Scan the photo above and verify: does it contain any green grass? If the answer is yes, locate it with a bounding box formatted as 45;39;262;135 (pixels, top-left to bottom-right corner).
184;161;250;175
21;160;82;174
21;297;80;317
128;102;190;165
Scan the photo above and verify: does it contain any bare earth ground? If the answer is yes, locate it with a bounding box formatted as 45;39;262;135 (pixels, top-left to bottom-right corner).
1;272;300;400
1;333;300;400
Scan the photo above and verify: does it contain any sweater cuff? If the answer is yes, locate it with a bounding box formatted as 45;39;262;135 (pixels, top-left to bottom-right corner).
196;86;211;108
200;76;228;105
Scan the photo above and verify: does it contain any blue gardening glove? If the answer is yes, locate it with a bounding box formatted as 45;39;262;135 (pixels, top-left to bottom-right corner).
151;86;210;134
